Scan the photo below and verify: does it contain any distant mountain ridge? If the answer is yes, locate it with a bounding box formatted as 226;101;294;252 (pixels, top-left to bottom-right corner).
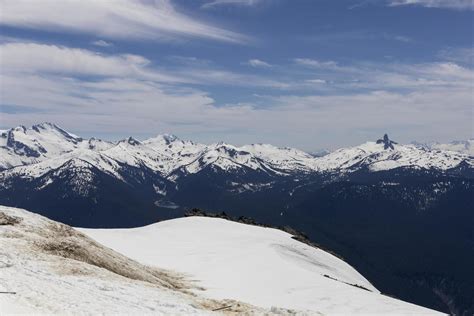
411;139;474;156
1;123;471;180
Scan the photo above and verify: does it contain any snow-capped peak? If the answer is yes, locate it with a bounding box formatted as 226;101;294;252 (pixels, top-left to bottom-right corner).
0;123;83;170
86;137;115;151
315;138;471;172
144;134;181;146
31;122;82;140
119;136;141;146
412;139;474;156
162;133;179;144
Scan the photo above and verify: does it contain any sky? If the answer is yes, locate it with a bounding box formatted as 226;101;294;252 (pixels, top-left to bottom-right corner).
0;0;472;150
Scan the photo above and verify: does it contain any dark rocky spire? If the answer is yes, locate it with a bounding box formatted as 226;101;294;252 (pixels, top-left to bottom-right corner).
376;134;397;150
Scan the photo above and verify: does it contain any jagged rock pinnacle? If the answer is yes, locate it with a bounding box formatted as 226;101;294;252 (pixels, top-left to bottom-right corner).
376;134;397;150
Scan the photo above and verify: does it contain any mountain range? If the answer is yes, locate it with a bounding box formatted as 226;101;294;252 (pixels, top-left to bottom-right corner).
1;122;473;315
411;139;474;156
1;123;471;176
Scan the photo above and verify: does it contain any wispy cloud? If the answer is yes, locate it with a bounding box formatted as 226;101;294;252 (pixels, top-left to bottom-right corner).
202;0;264;9
167;56;213;67
0;42;291;89
0;42;180;83
305;79;327;84
174;68;290;88
305;30;413;43
0;0;249;44
438;47;474;64
388;0;474;10
259;85;472;148
292;58;358;73
293;58;339;69
0;42;215;134
91;40;113;47
347;1;377;10
390;35;413;43
245;59;272;68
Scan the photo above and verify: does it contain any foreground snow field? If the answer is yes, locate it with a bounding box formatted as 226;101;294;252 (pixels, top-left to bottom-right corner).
80;216;443;315
0;204;443;315
0;206;269;315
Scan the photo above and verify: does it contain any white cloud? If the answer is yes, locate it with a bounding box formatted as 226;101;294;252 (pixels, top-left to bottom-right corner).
438;47;474;64
0;42;295;90
202;0;264;9
306;30;414;43
3;79;471;148
91;40;113;47
292;57;474;91
292;58;359;74
246;59;272;68
0;0;248;43
389;35;413;43
372;62;474;89
305;79;327;84
0;42;220;134
0;42;291;138
174;68;290;88
0;42;182;83
259;86;472;148
293;58;340;70
1;41;472;148
389;0;474;10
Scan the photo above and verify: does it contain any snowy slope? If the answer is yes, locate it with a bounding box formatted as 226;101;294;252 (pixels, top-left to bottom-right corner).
241;143;319;172
0;205;272;315
315;141;470;172
0;123;119;175
175;142;280;176
101;137;176;175
80;217;443;315
413;139;474;156
1;204;443;314
0;123;82;170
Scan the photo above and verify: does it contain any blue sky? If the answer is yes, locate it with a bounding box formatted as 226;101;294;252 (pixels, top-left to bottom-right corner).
0;0;472;150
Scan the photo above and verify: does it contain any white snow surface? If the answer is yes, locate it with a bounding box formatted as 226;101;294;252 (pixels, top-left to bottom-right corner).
413;139;474;156
1;123;472;187
80;216;443;315
0;205;276;315
315;141;470;172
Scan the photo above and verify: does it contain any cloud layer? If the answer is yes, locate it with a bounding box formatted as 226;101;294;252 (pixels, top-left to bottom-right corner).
246;59;273;68
389;0;474;10
0;0;248;43
202;0;264;9
0;1;472;149
1;40;472;148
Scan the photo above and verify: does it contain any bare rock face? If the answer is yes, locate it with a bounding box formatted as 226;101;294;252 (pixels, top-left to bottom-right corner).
376;134;398;150
1;206;191;289
0;212;22;225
